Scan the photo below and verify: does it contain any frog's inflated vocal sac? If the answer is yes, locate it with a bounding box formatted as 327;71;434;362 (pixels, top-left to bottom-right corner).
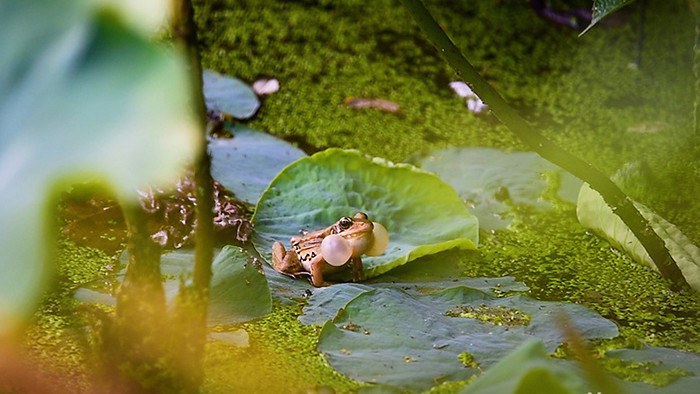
272;212;389;287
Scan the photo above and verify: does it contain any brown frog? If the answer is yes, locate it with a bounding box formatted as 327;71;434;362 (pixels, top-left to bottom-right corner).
272;212;388;286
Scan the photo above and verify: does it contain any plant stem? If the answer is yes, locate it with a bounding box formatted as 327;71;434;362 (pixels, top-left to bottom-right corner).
693;1;700;146
170;0;214;390
400;0;689;290
113;203;171;390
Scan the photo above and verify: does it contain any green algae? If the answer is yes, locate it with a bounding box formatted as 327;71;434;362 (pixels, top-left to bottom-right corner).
23;239;116;392
202;304;366;393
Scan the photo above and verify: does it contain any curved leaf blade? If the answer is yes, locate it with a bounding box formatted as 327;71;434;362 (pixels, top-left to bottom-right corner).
577;183;700;292
581;0;636;35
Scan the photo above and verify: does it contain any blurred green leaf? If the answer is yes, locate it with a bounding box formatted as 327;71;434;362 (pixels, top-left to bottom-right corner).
410;147;581;230
577;183;700;292
459;340;585;394
209;125;307;205
317;285;618;391
252;148;478;279
0;0;197;333
202;70;260;119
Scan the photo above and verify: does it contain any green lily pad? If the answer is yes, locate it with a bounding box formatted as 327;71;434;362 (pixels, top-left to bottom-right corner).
576;183;700;292
317;285;618;391
208;246;272;325
0;1;197;333
209;125;307;204
459;340;586;394
299;276;529;325
252;149;478;279
410;147;581;230
202;69;260;119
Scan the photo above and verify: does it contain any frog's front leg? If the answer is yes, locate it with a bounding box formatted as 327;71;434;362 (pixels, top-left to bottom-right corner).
272;241;303;276
351;256;365;282
309;255;332;287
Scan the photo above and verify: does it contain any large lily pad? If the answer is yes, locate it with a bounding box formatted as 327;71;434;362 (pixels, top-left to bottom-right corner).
252;149;479;278
209;125;307;204
577;183;700;292
0;0;197;333
317;285;618;391
410;147;581;230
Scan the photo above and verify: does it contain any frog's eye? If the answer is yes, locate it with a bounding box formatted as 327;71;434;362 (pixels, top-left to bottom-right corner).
354;212;369;220
339;217;353;229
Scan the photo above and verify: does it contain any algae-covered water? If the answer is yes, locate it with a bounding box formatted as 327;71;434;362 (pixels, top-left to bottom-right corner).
26;0;700;392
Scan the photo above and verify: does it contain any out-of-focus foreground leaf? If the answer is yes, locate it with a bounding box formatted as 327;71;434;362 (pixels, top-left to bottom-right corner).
0;0;198;334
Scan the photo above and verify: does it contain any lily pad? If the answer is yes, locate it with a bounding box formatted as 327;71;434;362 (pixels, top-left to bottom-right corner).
317;285;618;391
299;275;529;326
209;125;307;204
0;1;197;333
576;183;700;292
202;69;260;119
252;149;479;279
410;147;581;230
208;246;272;325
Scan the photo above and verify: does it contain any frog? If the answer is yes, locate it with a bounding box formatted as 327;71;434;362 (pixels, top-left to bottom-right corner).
272;212;388;287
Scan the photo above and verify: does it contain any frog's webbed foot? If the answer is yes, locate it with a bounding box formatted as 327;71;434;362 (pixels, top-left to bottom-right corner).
351;257;365;282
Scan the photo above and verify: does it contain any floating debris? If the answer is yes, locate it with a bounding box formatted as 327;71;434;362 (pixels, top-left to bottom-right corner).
61;171;253;254
252;78;280;95
449;81;488;113
344;96;400;113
